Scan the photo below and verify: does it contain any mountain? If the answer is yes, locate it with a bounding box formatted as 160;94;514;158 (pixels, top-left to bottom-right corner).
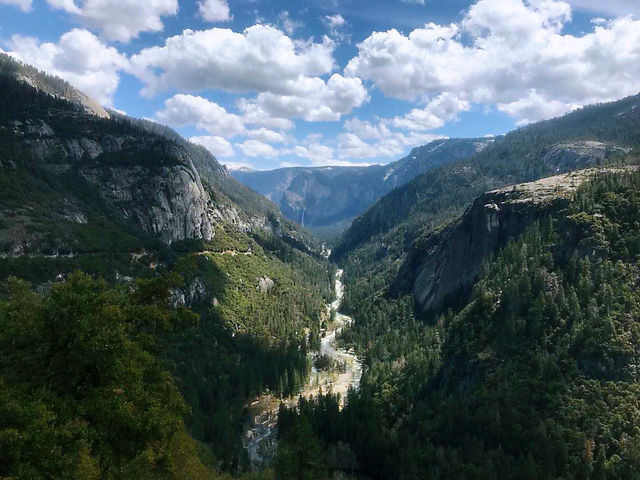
0;53;332;477
393;166;637;315
231;137;489;235
268;95;640;478
332;95;640;262
282;167;640;479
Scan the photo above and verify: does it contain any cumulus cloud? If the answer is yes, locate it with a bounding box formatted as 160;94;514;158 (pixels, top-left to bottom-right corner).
339;118;444;159
248;128;287;143
343;118;392;140
190;135;235;157
237;139;279;157
291;144;335;165
130;24;366;122
130;25;335;96
346;0;640;124
156;94;245;137
238;99;295;130
393;93;470;130
0;0;32;12
241;74;368;122
198;0;231;22
7;29;127;105
46;0;178;43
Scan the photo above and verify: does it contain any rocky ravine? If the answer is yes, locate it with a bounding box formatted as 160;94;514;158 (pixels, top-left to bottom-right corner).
242;269;362;468
395;167;638;315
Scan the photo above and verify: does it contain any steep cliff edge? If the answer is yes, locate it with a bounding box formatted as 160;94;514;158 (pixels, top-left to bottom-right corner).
0;53;314;253
395;167;637;315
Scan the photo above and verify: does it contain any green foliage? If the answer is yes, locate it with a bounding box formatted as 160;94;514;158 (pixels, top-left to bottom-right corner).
284;170;640;479
169;235;332;471
275;416;327;480
0;272;222;479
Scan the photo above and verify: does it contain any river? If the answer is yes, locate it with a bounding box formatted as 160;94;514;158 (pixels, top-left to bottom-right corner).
241;268;362;468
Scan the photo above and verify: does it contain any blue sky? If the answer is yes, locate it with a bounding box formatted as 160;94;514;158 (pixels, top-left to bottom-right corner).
0;0;639;170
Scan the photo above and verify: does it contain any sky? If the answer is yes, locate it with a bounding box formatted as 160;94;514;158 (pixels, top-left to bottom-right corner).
0;0;638;170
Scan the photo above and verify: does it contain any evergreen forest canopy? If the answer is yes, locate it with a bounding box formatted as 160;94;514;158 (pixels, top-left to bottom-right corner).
0;53;639;480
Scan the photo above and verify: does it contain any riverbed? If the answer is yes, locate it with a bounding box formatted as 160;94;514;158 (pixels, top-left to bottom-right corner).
241;268;362;467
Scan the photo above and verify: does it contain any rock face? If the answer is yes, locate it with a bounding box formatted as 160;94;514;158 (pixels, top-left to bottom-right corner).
256;276;275;293
81;164;215;243
11;116;217;244
395;167;636;315
541;141;630;171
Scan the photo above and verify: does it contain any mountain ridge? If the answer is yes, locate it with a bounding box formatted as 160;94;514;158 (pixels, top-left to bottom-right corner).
332;94;640;261
232;137;490;234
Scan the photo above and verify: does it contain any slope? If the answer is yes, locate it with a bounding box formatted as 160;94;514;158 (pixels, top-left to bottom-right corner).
279;168;640;479
332;94;640;262
0;53;332;475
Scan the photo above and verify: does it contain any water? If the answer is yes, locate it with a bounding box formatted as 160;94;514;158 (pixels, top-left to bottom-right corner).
241;268;362;468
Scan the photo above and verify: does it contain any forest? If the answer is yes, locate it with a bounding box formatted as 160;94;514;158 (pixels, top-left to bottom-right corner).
278;170;640;479
0;52;639;480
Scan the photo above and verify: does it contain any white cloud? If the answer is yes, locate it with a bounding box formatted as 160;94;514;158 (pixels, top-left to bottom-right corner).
190;135;235;157
344;118;392;140
248;128;287;143
130;24;366;123
156;94;245;137
7;29;127;106
130;25;335;96
568;0;640;17
0;0;32;12
198;0;231;22
238;100;295;130
289;142;336;166
242;74;368;122
323;14;349;41
237;140;279;157
346;0;640;125
497;90;580;125
277;11;304;35
339;119;445;159
337;133;403;159
393;93;470;130
46;0;178;43
325;14;346;28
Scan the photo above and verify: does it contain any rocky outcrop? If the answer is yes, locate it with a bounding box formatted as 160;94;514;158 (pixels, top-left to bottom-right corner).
80;164;215;243
395;167;636;315
256;276;275;293
171;276;210;307
2;52;111;119
541;141;630;171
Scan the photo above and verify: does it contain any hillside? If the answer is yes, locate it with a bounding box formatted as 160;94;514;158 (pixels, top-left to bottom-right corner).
280;168;640;479
231;138;488;235
332;95;640;262
0;54;332;477
393;166;637;315
268;96;640;477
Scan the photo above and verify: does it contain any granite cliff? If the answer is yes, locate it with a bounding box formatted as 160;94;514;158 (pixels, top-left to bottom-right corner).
395;166;637;315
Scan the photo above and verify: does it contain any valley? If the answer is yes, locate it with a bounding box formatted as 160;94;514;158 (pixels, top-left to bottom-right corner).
0;49;639;480
243;268;362;468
